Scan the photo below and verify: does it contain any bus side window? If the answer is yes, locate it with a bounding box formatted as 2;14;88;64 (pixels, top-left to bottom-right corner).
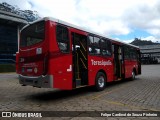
56;25;69;53
124;46;130;59
101;39;112;56
88;36;111;56
94;37;101;55
88;36;94;54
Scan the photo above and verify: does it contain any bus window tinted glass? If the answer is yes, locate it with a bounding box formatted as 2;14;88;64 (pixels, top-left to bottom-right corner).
94;37;100;47
88;36;112;56
93;37;100;55
101;39;111;56
20;21;45;47
124;46;137;60
56;25;69;53
88;36;94;53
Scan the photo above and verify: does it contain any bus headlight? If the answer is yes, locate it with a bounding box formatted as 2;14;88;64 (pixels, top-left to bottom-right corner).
34;67;38;73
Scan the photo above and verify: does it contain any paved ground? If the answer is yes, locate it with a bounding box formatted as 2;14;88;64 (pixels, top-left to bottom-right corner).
0;65;160;120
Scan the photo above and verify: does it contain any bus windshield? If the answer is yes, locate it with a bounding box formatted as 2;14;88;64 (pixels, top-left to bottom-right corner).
20;21;45;47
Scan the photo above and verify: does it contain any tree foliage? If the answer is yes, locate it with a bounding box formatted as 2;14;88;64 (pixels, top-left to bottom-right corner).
131;38;160;46
0;2;40;22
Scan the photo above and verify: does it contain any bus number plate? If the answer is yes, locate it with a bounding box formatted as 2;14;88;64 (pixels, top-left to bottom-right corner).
27;68;32;72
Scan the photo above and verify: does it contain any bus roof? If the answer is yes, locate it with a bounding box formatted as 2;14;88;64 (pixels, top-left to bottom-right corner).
25;17;139;49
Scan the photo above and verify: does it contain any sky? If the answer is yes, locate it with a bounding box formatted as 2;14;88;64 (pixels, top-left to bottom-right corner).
1;0;160;43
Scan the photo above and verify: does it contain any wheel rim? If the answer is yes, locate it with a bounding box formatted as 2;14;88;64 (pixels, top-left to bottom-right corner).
98;76;105;88
132;71;135;80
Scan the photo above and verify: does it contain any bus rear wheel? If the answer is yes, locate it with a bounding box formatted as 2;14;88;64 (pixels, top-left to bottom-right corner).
131;70;136;80
95;72;106;91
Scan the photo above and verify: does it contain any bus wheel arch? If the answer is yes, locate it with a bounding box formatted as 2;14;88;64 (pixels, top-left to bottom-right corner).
133;67;137;75
94;70;107;91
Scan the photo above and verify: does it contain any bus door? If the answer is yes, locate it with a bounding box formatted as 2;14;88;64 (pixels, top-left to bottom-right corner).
113;44;124;80
72;32;88;88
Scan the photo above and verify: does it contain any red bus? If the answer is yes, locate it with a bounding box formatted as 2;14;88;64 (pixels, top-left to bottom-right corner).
17;17;141;91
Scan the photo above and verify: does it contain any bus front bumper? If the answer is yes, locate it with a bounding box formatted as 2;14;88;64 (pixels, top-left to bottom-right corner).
19;74;53;88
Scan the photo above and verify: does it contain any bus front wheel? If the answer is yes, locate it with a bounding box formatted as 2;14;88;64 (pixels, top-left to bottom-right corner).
95;72;106;91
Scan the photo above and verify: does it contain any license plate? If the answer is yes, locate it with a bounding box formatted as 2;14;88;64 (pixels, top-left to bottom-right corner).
27;68;32;72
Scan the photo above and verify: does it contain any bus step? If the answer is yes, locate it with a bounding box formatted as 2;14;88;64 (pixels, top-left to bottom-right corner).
76;79;81;86
115;78;122;81
76;85;88;88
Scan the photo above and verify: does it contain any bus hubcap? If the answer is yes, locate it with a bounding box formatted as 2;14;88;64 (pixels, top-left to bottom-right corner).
132;71;135;79
98;76;105;88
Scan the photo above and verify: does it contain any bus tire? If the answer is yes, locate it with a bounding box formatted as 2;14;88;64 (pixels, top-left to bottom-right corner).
95;72;106;91
131;70;136;80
